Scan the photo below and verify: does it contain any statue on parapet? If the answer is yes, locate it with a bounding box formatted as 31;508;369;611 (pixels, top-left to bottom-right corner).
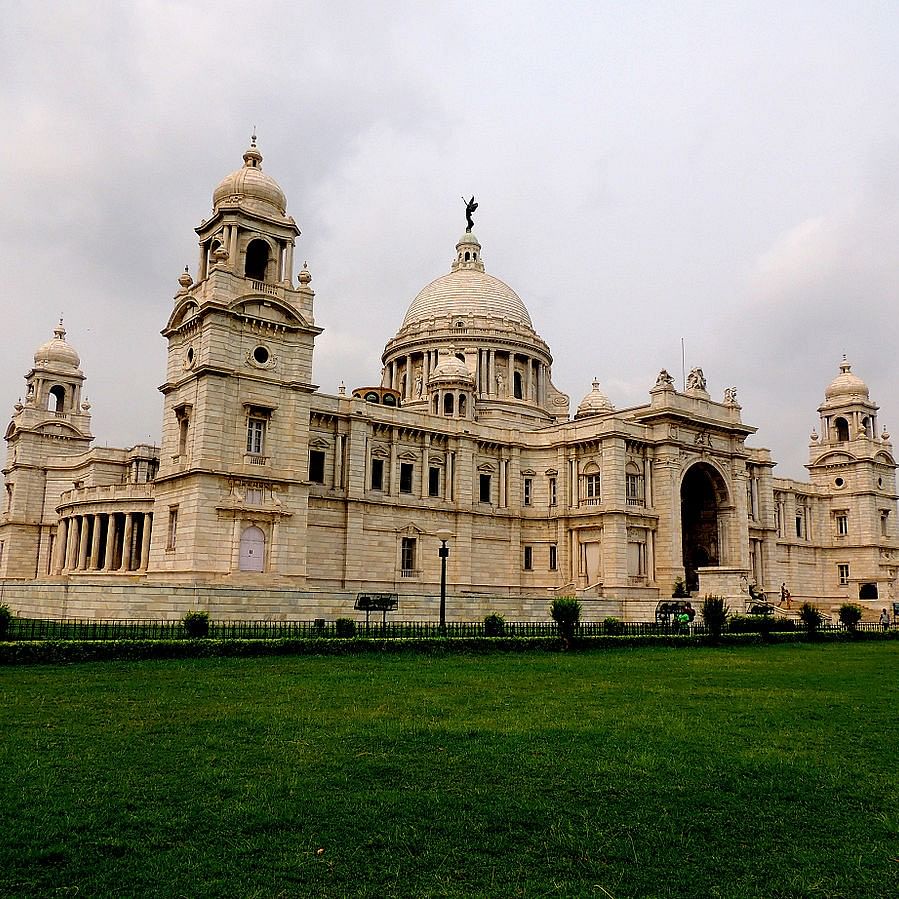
463;195;478;232
686;367;707;392
654;369;675;389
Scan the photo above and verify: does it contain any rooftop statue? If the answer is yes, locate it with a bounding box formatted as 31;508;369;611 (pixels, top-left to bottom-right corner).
463;195;478;232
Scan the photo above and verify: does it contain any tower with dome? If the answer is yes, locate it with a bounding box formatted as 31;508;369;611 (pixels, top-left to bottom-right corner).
1;143;897;622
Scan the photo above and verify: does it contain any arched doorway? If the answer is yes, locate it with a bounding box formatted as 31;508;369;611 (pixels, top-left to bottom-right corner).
239;525;265;572
681;463;728;592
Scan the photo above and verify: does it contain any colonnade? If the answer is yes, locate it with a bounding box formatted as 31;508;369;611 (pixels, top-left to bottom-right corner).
54;511;153;574
386;349;548;405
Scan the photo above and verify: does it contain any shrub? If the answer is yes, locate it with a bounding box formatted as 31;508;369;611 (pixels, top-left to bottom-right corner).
838;604;863;631
335;618;357;638
550;597;581;643
182;610;209;639
0;605;11;641
799;602;823;637
603;616;622;635
484;613;506;637
728;615;796;634
701;596;730;640
672;577;690;598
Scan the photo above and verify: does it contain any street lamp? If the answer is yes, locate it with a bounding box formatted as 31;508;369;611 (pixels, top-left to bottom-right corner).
435;528;453;635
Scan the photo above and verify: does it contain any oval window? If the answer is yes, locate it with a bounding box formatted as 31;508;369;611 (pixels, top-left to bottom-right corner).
186;347;194;364
253;346;270;365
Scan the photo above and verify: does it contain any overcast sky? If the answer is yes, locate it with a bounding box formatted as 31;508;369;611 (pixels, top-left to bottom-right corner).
2;1;897;478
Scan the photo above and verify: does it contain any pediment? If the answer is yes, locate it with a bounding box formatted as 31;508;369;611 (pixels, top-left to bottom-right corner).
397;450;418;462
520;468;537;477
544;468;558;476
371;444;389;458
231;296;307;328
309;435;330;449
397;522;423;535
477;462;496;473
167;299;200;330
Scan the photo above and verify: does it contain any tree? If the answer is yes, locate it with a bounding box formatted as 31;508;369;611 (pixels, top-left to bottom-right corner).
550;597;582;646
701;596;729;642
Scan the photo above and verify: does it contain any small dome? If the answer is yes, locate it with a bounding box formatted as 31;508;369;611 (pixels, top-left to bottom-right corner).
34;320;80;369
575;378;614;418
429;352;474;384
825;358;869;401
212;136;287;218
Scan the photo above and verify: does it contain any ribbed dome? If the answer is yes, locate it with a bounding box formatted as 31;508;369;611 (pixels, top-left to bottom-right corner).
575;378;614;418
212;138;287;218
403;268;533;329
429;353;474;384
34;321;80;369
825;358;869;401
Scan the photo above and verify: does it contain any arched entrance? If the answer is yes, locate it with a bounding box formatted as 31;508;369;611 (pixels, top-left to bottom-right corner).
681;463;728;592
239;525;266;572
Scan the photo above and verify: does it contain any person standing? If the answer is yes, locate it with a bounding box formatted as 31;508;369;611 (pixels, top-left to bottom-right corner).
880;608;891;631
780;583;792;609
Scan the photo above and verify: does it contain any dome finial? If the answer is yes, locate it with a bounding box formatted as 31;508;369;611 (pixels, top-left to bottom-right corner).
54;317;66;340
243;131;263;168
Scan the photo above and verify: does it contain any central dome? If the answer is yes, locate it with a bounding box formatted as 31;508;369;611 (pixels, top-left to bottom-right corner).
401;232;533;329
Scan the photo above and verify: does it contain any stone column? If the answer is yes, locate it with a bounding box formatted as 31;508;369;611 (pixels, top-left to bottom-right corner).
389;361;397;391
53;518;68;574
422;351;430;394
421;435;430;498
104;514;117;571
229;225;239;264
389;433;398;495
488;350;495;396
64;516;79;572
447;451;455;501
140;513;152;571
403;357;412;401
507;353;514;397
284;241;294;285
89;514;102;570
122;513;134;572
526;358;533;402
77;515;90;570
499;454;507;508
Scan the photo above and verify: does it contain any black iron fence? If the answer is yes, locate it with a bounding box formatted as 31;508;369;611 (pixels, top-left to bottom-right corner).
3;616;892;642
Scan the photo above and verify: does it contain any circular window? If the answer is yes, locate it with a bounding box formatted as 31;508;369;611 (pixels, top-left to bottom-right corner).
253;346;270;365
835;477;844;488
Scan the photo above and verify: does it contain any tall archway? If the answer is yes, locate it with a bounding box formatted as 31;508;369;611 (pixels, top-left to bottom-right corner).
245;239;270;281
681;463;728;592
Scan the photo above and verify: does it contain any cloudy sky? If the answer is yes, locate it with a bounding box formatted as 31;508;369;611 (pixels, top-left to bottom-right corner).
2;1;897;478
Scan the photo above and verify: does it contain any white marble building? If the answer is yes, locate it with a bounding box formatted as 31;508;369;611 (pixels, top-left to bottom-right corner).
2;140;897;621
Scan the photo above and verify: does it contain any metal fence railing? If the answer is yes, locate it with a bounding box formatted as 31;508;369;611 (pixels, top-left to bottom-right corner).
3;616;892;642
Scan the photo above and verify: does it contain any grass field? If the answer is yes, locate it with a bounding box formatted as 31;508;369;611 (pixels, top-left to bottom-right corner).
1;643;897;898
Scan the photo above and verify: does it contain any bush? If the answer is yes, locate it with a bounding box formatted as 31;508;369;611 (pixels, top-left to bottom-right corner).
672;577;690;598
335;618;357;638
0;605;11;641
484;613;506;637
838;604;863;631
182;610;209;639
550;597;581;643
603;616;622;635
728;615;796;634
799;602;823;637
701;596;730;640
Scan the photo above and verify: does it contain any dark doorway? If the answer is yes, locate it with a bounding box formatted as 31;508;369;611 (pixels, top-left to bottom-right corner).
681;463;725;592
245;239;270;281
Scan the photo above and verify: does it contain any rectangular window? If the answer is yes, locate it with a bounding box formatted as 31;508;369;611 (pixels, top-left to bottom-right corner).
549;543;557;571
627;542;646;577
523;477;533;506
838;563;850;586
881;511;889;537
245;488;262;505
370;458;384;491
523;545;533;570
585;473;601;500
401;536;416;574
309;450;325;484
166;506;178;551
836;514;848;536
246;417;266;455
399;462;414;494
626;473;643;505
795;513;803;539
479;473;492;503
549;477;557;506
428;466;441;497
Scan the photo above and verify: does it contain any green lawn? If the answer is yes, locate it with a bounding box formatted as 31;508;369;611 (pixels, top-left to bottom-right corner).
1;644;897;898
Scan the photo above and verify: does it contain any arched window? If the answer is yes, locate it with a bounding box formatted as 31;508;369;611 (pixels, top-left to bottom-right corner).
862;416;872;438
834;417;850;442
239;526;265;572
443;393;454;415
626;462;645;506
433;394;440;414
459;394;467;417
49;385;66;413
513;371;523;399
245;239;270;281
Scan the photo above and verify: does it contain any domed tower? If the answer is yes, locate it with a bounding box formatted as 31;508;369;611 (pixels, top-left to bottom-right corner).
575;378;615;420
152;139;322;583
808;358;898;600
1;322;93;576
381;223;569;426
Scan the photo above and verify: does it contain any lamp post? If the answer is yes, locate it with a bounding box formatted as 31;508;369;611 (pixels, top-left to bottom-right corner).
436;528;453;636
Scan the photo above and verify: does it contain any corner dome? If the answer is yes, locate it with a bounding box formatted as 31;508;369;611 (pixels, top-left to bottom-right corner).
575;378;614;418
212;136;287;218
825;358;869;401
402;233;532;330
429;351;474;384
34;321;80;369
